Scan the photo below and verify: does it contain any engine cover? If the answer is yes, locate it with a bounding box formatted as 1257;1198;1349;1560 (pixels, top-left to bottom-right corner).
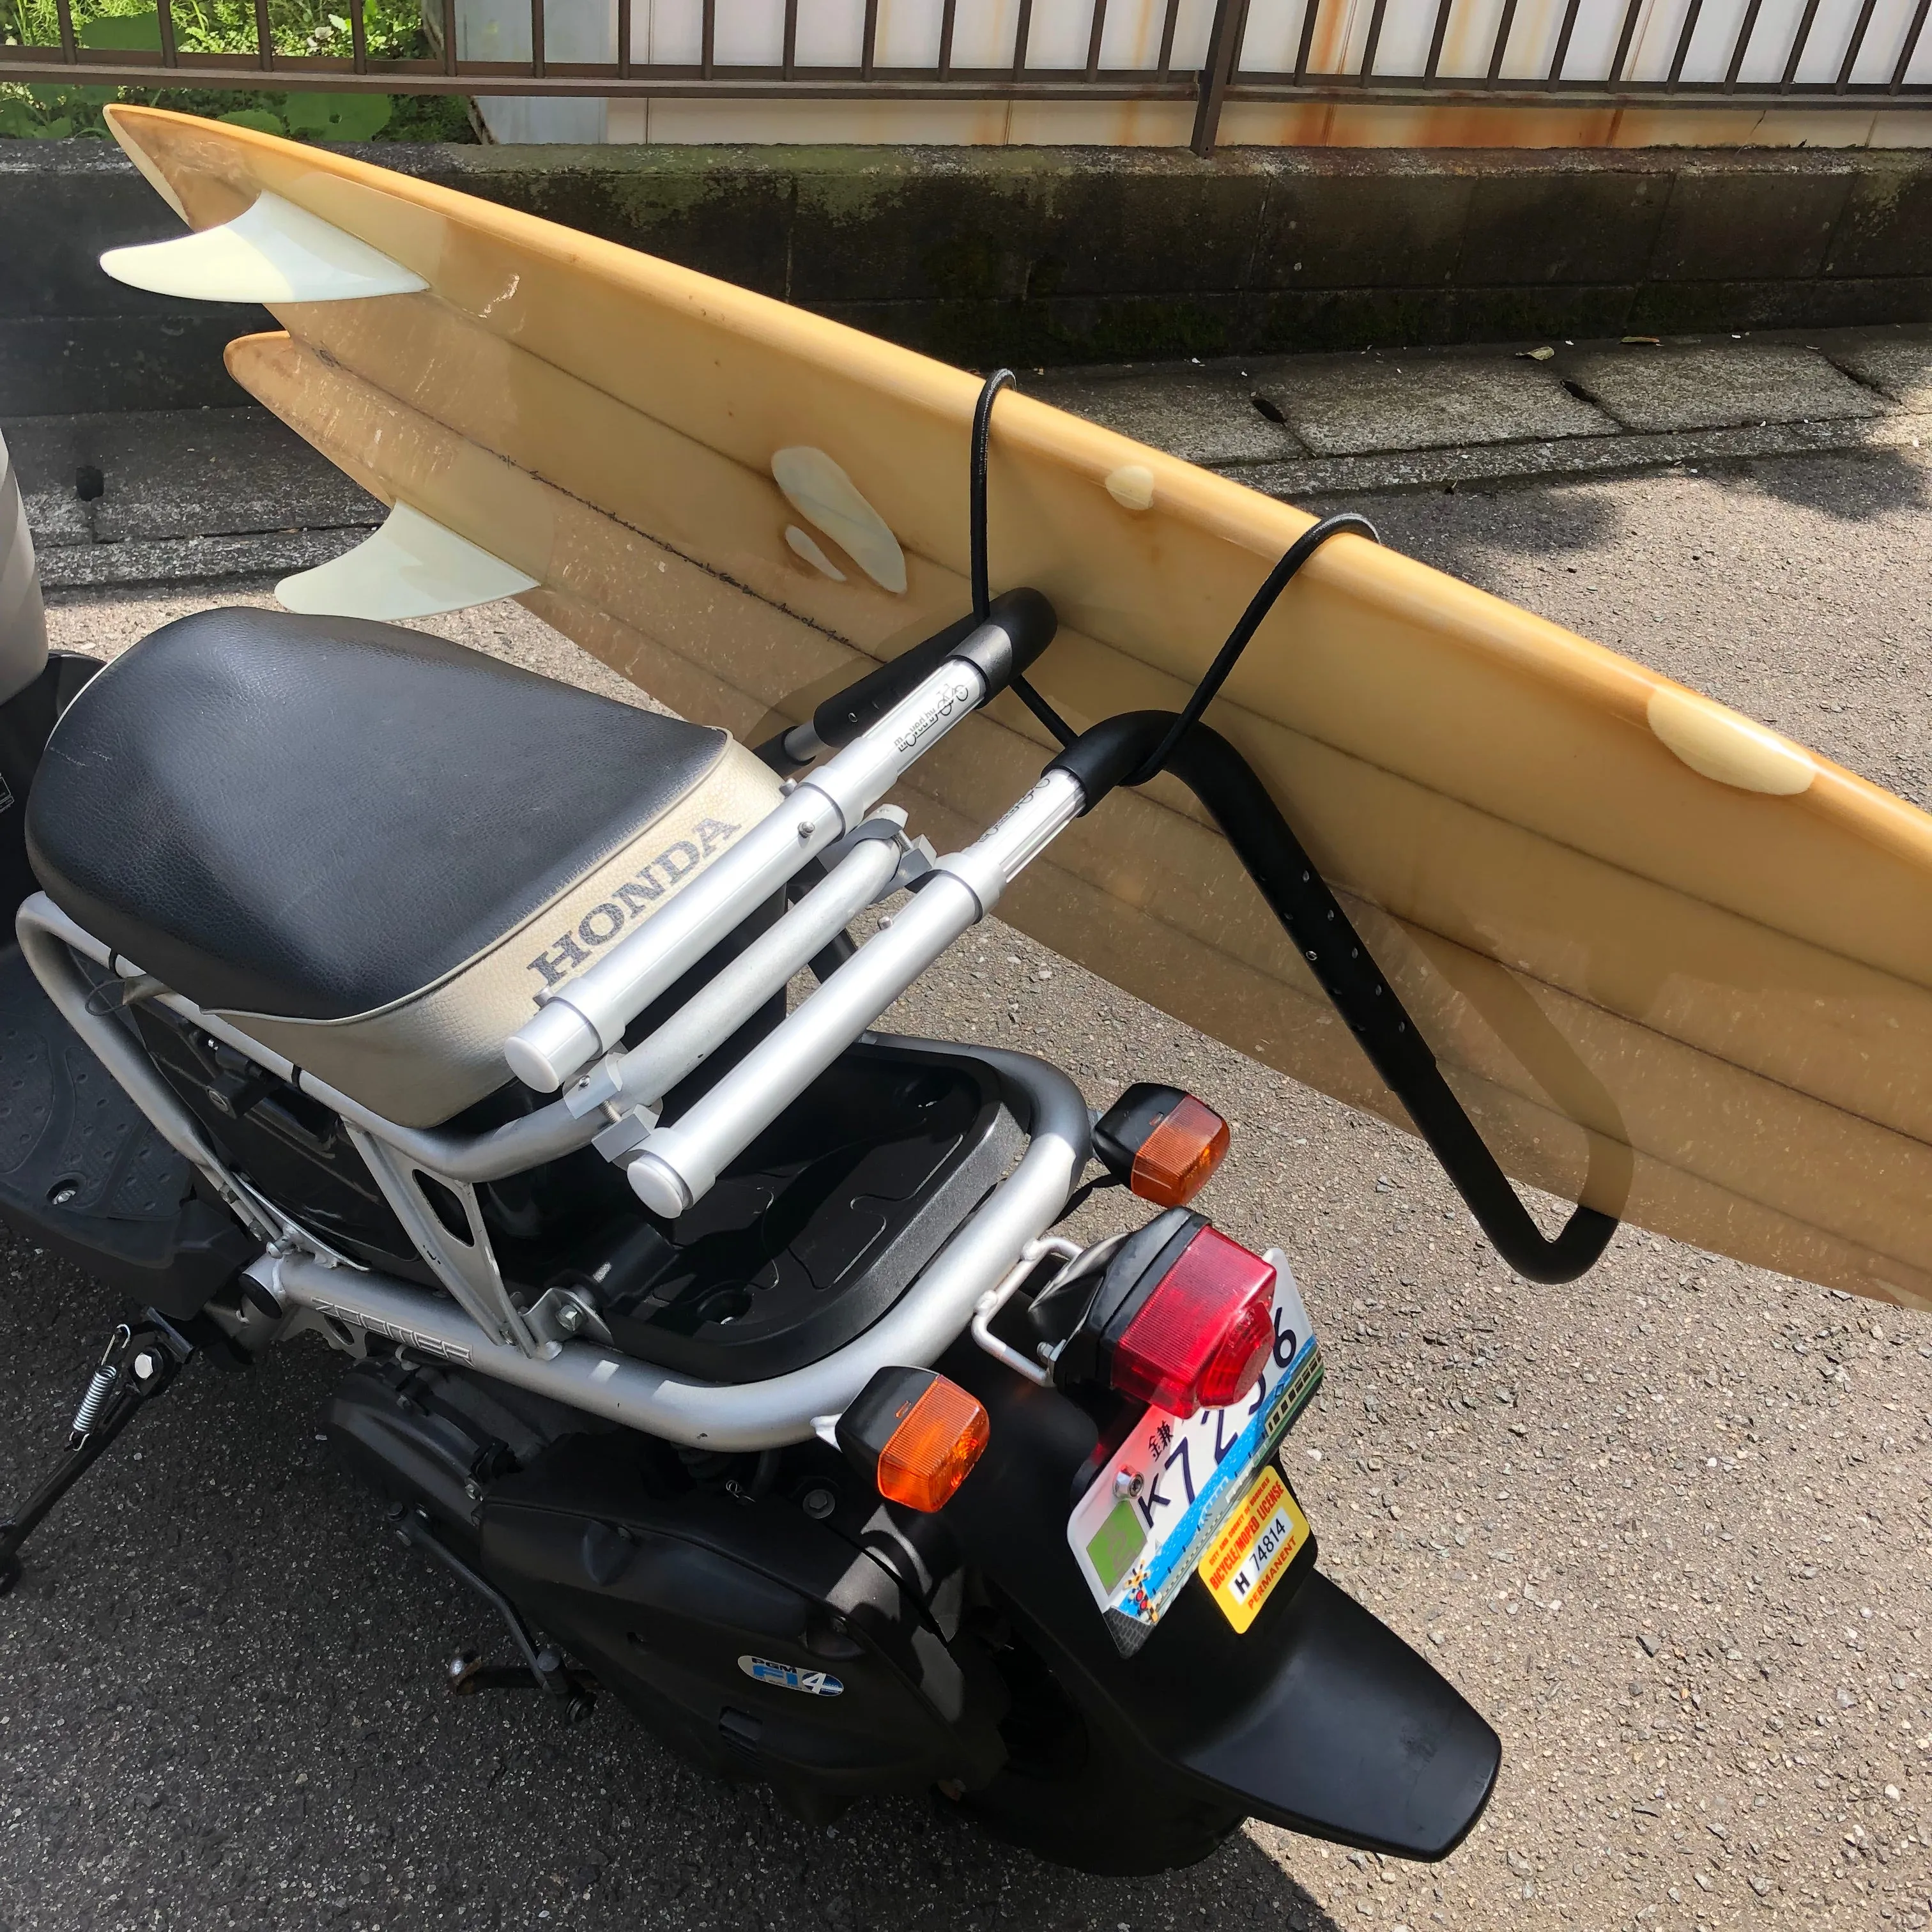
479;1434;1007;1817
322;1360;1006;1820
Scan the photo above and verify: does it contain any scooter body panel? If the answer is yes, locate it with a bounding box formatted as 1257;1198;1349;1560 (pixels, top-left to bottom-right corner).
0;428;47;713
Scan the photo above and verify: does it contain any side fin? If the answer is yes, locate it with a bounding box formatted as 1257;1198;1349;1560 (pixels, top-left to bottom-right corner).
278;503;539;620
100;191;427;303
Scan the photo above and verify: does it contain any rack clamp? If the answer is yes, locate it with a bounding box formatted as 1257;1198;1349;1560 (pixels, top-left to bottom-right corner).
818;807;937;901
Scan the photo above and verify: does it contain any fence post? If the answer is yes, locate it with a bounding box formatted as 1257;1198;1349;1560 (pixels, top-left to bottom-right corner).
1191;0;1245;157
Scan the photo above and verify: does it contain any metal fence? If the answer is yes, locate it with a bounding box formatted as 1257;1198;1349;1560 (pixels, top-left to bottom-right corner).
4;0;1928;153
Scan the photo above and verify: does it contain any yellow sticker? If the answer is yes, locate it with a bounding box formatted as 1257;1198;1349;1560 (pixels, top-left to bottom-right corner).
1198;1462;1309;1634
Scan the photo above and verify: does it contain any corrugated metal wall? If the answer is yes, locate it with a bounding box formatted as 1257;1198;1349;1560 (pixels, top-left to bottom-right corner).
448;0;1932;146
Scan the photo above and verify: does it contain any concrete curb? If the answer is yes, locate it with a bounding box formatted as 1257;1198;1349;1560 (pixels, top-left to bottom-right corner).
1221;406;1932;497
1029;323;1932;498
6;407;380;592
6;137;1932;414
33;525;375;592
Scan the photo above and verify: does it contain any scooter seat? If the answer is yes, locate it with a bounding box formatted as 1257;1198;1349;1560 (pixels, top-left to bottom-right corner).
27;606;783;1126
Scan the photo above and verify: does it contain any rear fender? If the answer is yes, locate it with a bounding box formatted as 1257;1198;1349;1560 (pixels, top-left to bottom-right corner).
0;635;250;1321
935;1337;1499;1859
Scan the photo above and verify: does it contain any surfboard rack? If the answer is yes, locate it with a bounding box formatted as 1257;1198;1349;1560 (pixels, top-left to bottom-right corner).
1050;712;1620;1286
757;590;1056;775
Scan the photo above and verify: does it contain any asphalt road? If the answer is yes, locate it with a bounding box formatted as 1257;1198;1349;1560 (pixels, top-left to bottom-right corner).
4;443;1931;1932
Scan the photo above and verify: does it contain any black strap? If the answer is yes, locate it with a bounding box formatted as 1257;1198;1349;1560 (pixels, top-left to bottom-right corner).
1050;712;1618;1285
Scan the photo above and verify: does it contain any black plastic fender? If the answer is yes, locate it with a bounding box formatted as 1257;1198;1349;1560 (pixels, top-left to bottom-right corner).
935;1336;1499;1860
0;650;260;1321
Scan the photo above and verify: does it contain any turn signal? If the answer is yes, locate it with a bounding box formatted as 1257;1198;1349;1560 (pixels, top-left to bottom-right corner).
1092;1085;1230;1208
1131;1096;1231;1207
834;1367;990;1513
1108;1225;1276;1416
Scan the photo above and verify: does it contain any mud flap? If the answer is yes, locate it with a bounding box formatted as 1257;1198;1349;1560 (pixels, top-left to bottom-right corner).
1176;1569;1499;1859
0;941;256;1315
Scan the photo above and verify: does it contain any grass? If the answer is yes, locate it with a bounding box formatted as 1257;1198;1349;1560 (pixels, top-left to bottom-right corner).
1;0;476;139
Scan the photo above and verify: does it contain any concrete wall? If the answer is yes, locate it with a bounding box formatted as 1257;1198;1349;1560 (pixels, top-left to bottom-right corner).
4;138;1930;413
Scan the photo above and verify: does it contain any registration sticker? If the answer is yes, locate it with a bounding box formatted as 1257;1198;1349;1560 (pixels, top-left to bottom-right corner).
1199;1462;1309;1633
1066;1248;1321;1656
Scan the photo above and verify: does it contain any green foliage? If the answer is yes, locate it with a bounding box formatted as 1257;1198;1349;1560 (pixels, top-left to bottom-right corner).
0;87;72;134
282;88;390;139
0;79;118;133
77;8;158;44
0;0;476;141
2;0;426;60
376;88;467;139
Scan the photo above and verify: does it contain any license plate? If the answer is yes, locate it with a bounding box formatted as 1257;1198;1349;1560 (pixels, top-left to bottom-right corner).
1066;1248;1321;1656
1198;1462;1310;1633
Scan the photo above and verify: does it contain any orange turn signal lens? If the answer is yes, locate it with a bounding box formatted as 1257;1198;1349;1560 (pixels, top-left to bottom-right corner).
1130;1095;1230;1208
877;1379;990;1513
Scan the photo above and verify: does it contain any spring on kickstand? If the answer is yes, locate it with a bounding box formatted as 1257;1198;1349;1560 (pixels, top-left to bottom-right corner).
69;1323;132;1445
70;1364;118;1441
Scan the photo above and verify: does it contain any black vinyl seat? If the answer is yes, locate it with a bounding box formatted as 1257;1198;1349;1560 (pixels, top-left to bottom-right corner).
26;608;783;1127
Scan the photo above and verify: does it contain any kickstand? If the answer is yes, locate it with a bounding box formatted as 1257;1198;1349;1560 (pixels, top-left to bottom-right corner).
392;1505;597;1724
0;1313;194;1597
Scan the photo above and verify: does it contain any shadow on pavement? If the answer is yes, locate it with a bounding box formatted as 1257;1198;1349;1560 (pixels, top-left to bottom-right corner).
1301;471;1627;595
1730;441;1932;524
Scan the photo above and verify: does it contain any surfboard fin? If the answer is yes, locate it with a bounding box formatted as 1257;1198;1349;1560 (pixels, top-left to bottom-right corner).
278;503;539;621
100;191;427;303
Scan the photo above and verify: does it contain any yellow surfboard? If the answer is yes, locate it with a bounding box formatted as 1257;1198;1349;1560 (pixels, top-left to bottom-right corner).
100;105;1932;1311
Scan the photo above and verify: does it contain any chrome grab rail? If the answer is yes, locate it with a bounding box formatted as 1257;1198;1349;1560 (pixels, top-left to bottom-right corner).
252;1038;1091;1451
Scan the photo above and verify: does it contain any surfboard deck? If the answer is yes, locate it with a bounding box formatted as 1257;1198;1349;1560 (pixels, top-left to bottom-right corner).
101;105;1932;1311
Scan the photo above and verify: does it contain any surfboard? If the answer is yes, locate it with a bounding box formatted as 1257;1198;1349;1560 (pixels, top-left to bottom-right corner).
97;103;1932;1312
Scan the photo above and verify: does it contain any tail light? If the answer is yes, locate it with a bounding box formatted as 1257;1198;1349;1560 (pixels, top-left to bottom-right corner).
1092;1084;1230;1208
1112;1227;1276;1412
1032;1208;1276;1419
835;1367;990;1512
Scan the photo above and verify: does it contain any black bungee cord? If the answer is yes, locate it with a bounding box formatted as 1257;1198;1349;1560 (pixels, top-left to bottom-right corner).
965;366;1380;776
967;372;1613;1283
970;367;1076;747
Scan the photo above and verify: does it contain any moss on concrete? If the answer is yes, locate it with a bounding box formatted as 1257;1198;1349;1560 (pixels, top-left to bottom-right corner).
10;137;1932;411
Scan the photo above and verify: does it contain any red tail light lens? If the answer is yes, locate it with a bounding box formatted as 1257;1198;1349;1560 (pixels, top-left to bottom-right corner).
1109;1227;1276;1417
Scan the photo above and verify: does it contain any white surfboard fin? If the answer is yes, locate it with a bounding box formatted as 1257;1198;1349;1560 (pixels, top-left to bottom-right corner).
100;190;427;303
277;503;539;620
